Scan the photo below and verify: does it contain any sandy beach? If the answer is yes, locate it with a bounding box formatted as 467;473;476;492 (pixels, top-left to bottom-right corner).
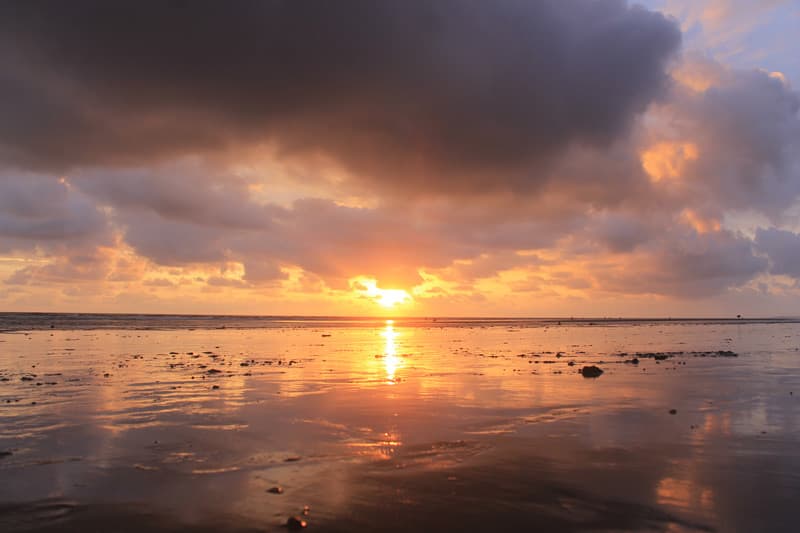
1;316;798;532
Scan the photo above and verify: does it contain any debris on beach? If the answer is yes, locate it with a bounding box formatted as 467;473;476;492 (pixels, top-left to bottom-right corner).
580;365;603;378
613;350;738;360
267;486;284;494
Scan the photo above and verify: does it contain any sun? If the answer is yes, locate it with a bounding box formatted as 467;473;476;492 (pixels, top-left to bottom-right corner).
376;288;410;308
351;277;412;309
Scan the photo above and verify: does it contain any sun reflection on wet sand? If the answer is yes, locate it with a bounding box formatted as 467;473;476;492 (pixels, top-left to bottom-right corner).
380;320;403;384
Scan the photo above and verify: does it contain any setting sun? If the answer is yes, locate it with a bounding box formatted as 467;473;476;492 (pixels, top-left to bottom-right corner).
376;288;410;308
351;277;412;309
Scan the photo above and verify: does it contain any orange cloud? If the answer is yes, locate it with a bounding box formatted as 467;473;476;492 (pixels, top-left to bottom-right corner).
641;141;700;182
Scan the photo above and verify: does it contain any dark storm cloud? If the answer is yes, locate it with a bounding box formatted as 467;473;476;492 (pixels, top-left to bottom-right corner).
0;0;680;192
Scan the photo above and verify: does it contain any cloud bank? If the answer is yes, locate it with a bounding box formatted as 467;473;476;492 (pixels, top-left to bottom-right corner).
0;1;798;315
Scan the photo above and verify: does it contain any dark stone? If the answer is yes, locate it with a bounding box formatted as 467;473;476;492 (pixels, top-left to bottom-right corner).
267;486;284;494
669;409;677;415
287;516;307;530
580;366;603;378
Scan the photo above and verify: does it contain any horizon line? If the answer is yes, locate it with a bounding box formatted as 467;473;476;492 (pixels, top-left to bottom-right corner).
1;311;798;321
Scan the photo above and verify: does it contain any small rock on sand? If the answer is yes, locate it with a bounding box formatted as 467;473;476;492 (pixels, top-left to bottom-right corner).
580;366;603;378
669;409;677;415
285;456;302;462
286;516;307;530
267;486;284;494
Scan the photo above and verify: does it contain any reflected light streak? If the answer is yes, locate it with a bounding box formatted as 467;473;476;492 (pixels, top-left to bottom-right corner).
381;320;403;384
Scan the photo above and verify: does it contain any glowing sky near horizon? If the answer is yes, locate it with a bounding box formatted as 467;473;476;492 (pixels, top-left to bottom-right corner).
0;1;799;316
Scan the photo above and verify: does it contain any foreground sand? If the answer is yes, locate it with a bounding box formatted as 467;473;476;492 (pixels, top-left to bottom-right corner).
1;319;798;532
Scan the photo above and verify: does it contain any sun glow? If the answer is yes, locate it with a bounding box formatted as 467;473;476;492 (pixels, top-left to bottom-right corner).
351;277;412;309
376;288;410;308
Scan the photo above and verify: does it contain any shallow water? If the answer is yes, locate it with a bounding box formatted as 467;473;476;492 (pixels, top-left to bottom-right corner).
1;317;799;532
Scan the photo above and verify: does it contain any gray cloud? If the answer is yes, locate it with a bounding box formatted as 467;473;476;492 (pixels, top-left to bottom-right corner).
755;228;800;279
590;228;768;297
675;69;800;217
0;173;112;252
0;0;680;194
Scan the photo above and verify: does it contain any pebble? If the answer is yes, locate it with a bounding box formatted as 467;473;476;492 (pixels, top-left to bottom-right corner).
580;366;603;378
267;486;284;494
286;516;307;530
669;409;677;415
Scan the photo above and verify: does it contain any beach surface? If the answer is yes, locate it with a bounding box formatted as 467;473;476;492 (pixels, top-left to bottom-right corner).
1;315;799;532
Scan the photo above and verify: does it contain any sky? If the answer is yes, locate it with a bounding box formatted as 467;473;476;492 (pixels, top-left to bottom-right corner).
0;0;799;317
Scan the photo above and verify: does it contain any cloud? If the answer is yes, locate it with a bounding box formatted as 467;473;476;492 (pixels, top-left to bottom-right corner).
0;1;680;195
1;2;799;313
589;227;767;297
0;173;112;252
755;228;800;279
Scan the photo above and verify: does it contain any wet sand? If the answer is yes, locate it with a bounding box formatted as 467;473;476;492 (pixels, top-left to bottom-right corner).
1;318;799;532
